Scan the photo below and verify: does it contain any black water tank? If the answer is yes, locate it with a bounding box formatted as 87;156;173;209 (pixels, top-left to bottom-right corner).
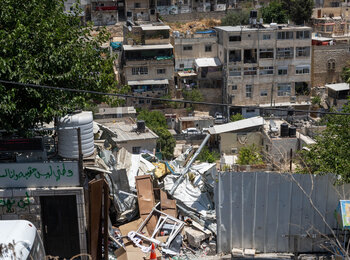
137;120;145;133
289;126;297;137
280;123;289;137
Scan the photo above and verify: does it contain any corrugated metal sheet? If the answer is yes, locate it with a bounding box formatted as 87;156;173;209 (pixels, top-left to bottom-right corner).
215;172;350;254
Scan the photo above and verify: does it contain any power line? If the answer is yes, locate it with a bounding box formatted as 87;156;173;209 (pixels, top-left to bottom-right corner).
1;79;350;116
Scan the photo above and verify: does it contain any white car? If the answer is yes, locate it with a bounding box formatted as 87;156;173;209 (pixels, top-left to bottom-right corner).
182;128;202;135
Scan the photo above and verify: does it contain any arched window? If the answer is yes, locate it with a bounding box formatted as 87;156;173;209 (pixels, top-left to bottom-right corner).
327;59;336;71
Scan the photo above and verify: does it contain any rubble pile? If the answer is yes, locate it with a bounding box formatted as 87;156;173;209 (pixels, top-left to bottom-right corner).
167;19;221;34
93;125;218;259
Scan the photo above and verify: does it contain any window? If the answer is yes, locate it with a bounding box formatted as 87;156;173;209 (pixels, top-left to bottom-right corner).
295;65;310;74
296;47;310;57
244;67;257;75
259;48;274;59
278;66;288;75
244;49;257;63
295;82;310;95
277;83;291;96
263;34;271;40
132;146;141;154
259;66;274;75
229;35;241;42
183;45;192;51
276;47;293;59
179;64;184;68
260;90;268;96
246;85;253;98
232;85;237;90
229;67;241;76
134;2;141;8
327;59;336;71
132;67;148;75
157;0;171;5
146;99;151;103
205;45;212;52
296;31;310;39
157;68;166;74
277;31;293;40
326;25;333;32
139;99;144;104
229;50;241;62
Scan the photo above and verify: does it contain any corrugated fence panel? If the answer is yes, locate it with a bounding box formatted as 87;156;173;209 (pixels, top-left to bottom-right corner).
216;172;350;254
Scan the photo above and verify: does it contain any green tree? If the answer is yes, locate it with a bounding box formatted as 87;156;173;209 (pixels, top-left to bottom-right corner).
221;10;250;26
230;113;244;122
197;146;220;163
137;110;167;129
0;0;122;134
182;88;203;110
282;0;314;25
137;110;175;160
237;145;263;165
261;1;288;24
298;101;350;183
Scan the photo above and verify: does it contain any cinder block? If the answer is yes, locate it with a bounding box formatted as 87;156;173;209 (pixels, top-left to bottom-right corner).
0;189;13;197
184;226;210;248
13;189;31;197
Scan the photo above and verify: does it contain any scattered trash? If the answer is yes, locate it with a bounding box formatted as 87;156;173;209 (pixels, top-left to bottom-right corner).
92;124;218;259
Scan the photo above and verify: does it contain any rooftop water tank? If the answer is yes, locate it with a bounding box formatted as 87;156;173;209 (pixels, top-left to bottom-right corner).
289;126;297;138
280;123;289;137
58;111;94;159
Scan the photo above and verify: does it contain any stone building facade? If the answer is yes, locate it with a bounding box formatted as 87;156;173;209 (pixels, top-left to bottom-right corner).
215;24;312;113
312;43;350;87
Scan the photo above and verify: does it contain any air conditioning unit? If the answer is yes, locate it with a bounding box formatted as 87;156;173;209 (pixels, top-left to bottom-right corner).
290;96;296;103
231;148;238;154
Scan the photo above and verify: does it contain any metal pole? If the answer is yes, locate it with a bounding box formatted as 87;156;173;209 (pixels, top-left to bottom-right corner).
169;133;211;195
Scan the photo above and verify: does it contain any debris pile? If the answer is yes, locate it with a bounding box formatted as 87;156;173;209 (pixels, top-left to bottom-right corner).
166;19;221;34
92;125;218;259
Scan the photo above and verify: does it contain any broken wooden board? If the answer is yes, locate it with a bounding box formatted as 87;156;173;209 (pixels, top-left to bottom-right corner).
160;189;177;218
135;175;157;234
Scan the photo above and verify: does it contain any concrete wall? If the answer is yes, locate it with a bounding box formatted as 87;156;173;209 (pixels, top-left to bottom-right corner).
0;187;87;255
174;36;218;70
312;44;350;87
161;10;227;22
219;131;263;155
124;59;175;82
117;138;157;154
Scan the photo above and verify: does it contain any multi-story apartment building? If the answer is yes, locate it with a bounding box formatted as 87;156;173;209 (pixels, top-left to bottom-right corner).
120;24;175;108
215;24;312;116
172;30;222;112
91;0;121;25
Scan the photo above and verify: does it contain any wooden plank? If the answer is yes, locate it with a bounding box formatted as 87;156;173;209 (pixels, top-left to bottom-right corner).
135;175;157;234
160;189;177;218
89;179;104;260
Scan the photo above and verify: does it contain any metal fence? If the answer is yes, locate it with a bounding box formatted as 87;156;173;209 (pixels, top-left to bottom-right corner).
215;172;350;254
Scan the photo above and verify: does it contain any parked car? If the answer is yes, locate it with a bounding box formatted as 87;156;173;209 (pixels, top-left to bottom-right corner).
214;112;226;124
182;128;202;135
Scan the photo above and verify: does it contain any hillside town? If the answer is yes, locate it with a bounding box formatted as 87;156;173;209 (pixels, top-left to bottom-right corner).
0;0;350;259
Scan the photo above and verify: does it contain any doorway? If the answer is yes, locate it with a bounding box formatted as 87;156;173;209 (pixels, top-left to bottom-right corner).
40;195;80;259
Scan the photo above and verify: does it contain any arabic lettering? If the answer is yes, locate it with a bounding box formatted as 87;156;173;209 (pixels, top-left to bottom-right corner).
0;163;74;182
0;192;30;213
128;231;152;253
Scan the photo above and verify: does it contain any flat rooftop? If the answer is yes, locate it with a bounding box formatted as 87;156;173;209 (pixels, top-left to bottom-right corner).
215;24;311;32
123;43;173;51
96;118;158;142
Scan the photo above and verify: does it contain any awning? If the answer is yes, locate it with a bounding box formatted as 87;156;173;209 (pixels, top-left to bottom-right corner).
195;57;221;67
127;79;169;86
178;72;197;77
141;25;171;31
123;44;173;51
326;83;350;92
